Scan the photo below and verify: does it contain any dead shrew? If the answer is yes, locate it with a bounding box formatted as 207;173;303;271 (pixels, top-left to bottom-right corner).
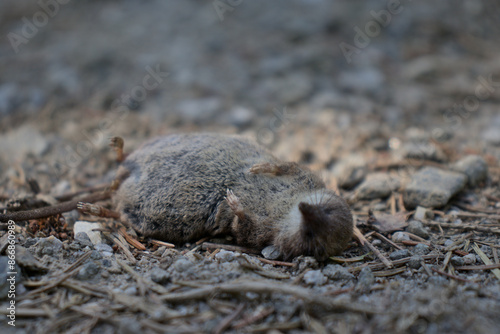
113;133;353;260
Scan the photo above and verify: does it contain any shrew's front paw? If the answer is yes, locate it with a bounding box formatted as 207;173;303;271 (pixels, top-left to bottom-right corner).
225;189;243;214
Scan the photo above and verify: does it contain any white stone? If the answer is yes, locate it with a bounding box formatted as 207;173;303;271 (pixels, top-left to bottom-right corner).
74;221;103;245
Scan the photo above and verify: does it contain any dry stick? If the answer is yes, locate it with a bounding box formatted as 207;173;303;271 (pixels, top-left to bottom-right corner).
373;232;402;250
430;267;474;283
18;251;92;301
233;307;275;330
354;227;393;269
0;191;111;222
201;242;261;255
454;202;500;215
455;264;500;271
213;303;245;334
159;281;378;314
453;212;500;220
110;234;137;265
258;257;296;267
422;221;500;234
150;239;175;248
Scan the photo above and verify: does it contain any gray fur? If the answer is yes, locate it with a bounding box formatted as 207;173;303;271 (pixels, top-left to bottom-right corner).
114;133;353;260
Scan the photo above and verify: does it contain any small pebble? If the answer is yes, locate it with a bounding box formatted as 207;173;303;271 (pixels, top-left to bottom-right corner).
76;261;101;280
413;243;430;255
36;236;63;256
95;243;114;257
303;270;327;285
74;221;103;245
389;249;411;260
403;167;467;209
407;220;430;239
450;256;464;266
173;258;192;272
356;267;374;293
150;267;170;284
463;254;476;265
261;245;281;260
408;255;423;269
215;249;236;262
392;232;410;243
414;206;433;221
322;264;354;280
451;155;488;187
354;173;399;200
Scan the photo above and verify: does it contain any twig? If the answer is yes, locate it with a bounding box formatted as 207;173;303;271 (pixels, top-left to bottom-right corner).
151;239;175;248
233;307;275;330
201;242;260;255
472;242;500;280
374;232;402;250
118;227;146;250
110;234;137;265
258;258;295;267
422;221;500;234
0;191;111;222
18;251;92;301
213;303;245;334
455;264;500;270
159;281;378;314
430;267;474;283
354;227;393;269
372;267;406;277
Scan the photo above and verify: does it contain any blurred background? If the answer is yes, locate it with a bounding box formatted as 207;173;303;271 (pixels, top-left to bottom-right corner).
0;0;499;194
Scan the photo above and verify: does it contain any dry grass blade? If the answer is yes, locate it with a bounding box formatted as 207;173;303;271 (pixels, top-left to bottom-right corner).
430;267;475;283
118;227;146;250
472;242;500;280
160;281;378;314
373;267;406;277
213;303;245;334
354;227;393;269
151;239;175;248
455;264;500;270
18;251;92;301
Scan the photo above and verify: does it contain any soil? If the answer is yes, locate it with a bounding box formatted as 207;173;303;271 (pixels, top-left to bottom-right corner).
1;1;500;333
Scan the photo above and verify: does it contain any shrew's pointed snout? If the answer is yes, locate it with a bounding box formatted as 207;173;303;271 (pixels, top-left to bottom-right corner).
298;202;325;233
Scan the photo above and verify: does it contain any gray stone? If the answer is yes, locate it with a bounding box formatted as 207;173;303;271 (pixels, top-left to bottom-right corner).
303;270;327;285
261;245;280;260
173;258;192;272
75;261;101;280
0;125;49;161
400;142;447;162
354;173;399;200
389;249;411;260
95;243;114;257
175;98;221;123
15;246;45;271
322;264;354;280
407;220;430;239
150;267;170;284
74;232;93;249
356;267;374;293
74;221;103;245
403;167;467;209
463;254;476;265
482;126;500;146
215;250;236;262
226;106;254;127
408;255;423;269
413;243;431;255
450;256;464;266
451;155;488;187
36;236;63;257
414;206;433;220
392;232;410;243
332;154;367;189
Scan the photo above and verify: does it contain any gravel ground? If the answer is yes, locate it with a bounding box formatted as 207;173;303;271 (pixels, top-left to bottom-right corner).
1;1;500;333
